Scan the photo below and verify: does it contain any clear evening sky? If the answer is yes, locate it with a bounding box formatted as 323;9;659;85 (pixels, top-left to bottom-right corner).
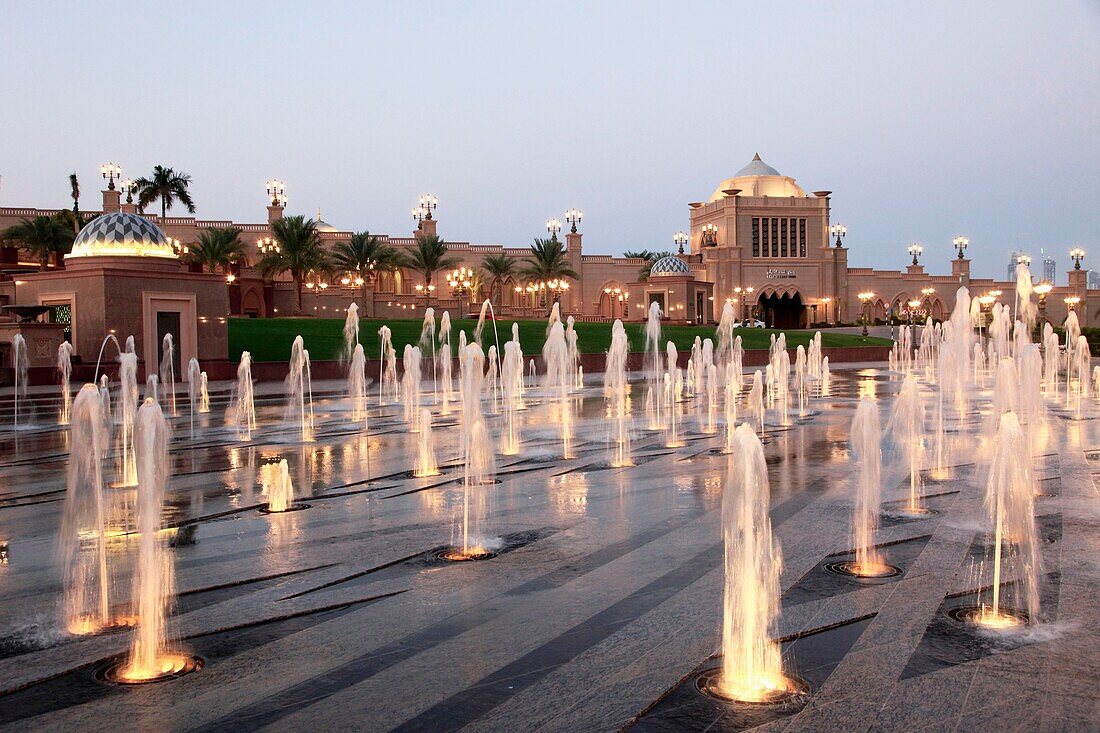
1;2;1097;280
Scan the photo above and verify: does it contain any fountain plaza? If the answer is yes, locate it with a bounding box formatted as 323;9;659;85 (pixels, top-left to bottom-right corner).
0;294;1096;732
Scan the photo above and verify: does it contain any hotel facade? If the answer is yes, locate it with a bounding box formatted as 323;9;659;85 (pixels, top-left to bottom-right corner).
0;155;1092;371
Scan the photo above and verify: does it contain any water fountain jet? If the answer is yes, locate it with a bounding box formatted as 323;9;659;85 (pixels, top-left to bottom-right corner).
699;424;806;704
101;398;201;683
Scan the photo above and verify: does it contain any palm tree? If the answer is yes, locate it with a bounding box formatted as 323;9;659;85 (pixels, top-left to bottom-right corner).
54;174;85;236
481;253;517;303
0;214;75;270
332;231;403;313
68;173;81;232
135;165;196;219
190;226;246;273
521;237;578;281
401;233;458;305
257;215;331;314
628;250;673;281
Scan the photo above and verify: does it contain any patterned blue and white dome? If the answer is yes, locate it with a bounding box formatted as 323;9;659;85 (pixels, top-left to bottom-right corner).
650;255;691;277
68;212;177;259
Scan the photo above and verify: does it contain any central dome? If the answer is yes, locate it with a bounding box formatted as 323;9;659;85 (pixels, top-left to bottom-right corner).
709;153;806;202
68;212;177;259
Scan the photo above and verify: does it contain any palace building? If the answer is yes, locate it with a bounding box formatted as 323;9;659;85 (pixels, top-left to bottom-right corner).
0;155;1092;373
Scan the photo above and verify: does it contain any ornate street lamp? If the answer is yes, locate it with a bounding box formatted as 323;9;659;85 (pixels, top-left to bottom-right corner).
265;179;286;206
526;278;570;311
413;195;438;228
830;223;846;247
100;162;122;190
546;218;563;240
953;235;969;259
908;243;923;266
120;178;137;204
1016;253;1032;267
732;286;754;322
545;278;570;302
821;296;832;324
857;291;875;336
907;299;921;326
1035;281;1053;328
701;223;719;246
565;208;582;234
304;271;329;292
673;231;689;255
603;285;627;318
447;266;475;298
1064;295;1081;310
920;286;935;320
166;236;188;256
419;194;438;219
1070;247;1086;269
257;237;280;255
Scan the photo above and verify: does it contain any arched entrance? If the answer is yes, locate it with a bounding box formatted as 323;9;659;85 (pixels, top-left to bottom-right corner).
759;291;804;329
598;282;628;320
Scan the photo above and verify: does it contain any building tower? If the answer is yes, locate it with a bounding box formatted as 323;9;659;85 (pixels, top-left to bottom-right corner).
1041;248;1056;284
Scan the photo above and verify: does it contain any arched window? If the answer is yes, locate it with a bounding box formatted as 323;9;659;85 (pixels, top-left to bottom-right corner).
598;282;627;319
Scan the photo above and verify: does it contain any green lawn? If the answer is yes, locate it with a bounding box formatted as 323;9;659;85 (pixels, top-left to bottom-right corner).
229;317;890;362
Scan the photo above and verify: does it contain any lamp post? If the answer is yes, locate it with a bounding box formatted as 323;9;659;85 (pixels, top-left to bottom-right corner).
565;208;582;234
166;237;188;257
414;282;436;304
673;231;689;255
1070;247;1086;270
1017;253;1032;268
100;162;121;190
419;194;438;220
1064;295;1081;311
920;286;935;322
857;291;874;336
603;286;626;319
304;271;330;312
821;296;831;325
1035;281;1053;329
257;237;280;256
447;266;475;300
544;279;569;307
225;273;237;314
701;224;718;246
908;243;923;266
265;179;286;206
954;235;969;259
121;178;137;204
546;218;562;241
830;223;846;247
732;286;754;322
413;194;438;229
907;299;921;328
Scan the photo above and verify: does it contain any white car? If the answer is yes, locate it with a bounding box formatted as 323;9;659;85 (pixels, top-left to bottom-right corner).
731;319;765;329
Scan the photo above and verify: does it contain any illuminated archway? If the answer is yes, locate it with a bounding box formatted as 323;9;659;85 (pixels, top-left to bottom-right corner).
598;281;628;319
